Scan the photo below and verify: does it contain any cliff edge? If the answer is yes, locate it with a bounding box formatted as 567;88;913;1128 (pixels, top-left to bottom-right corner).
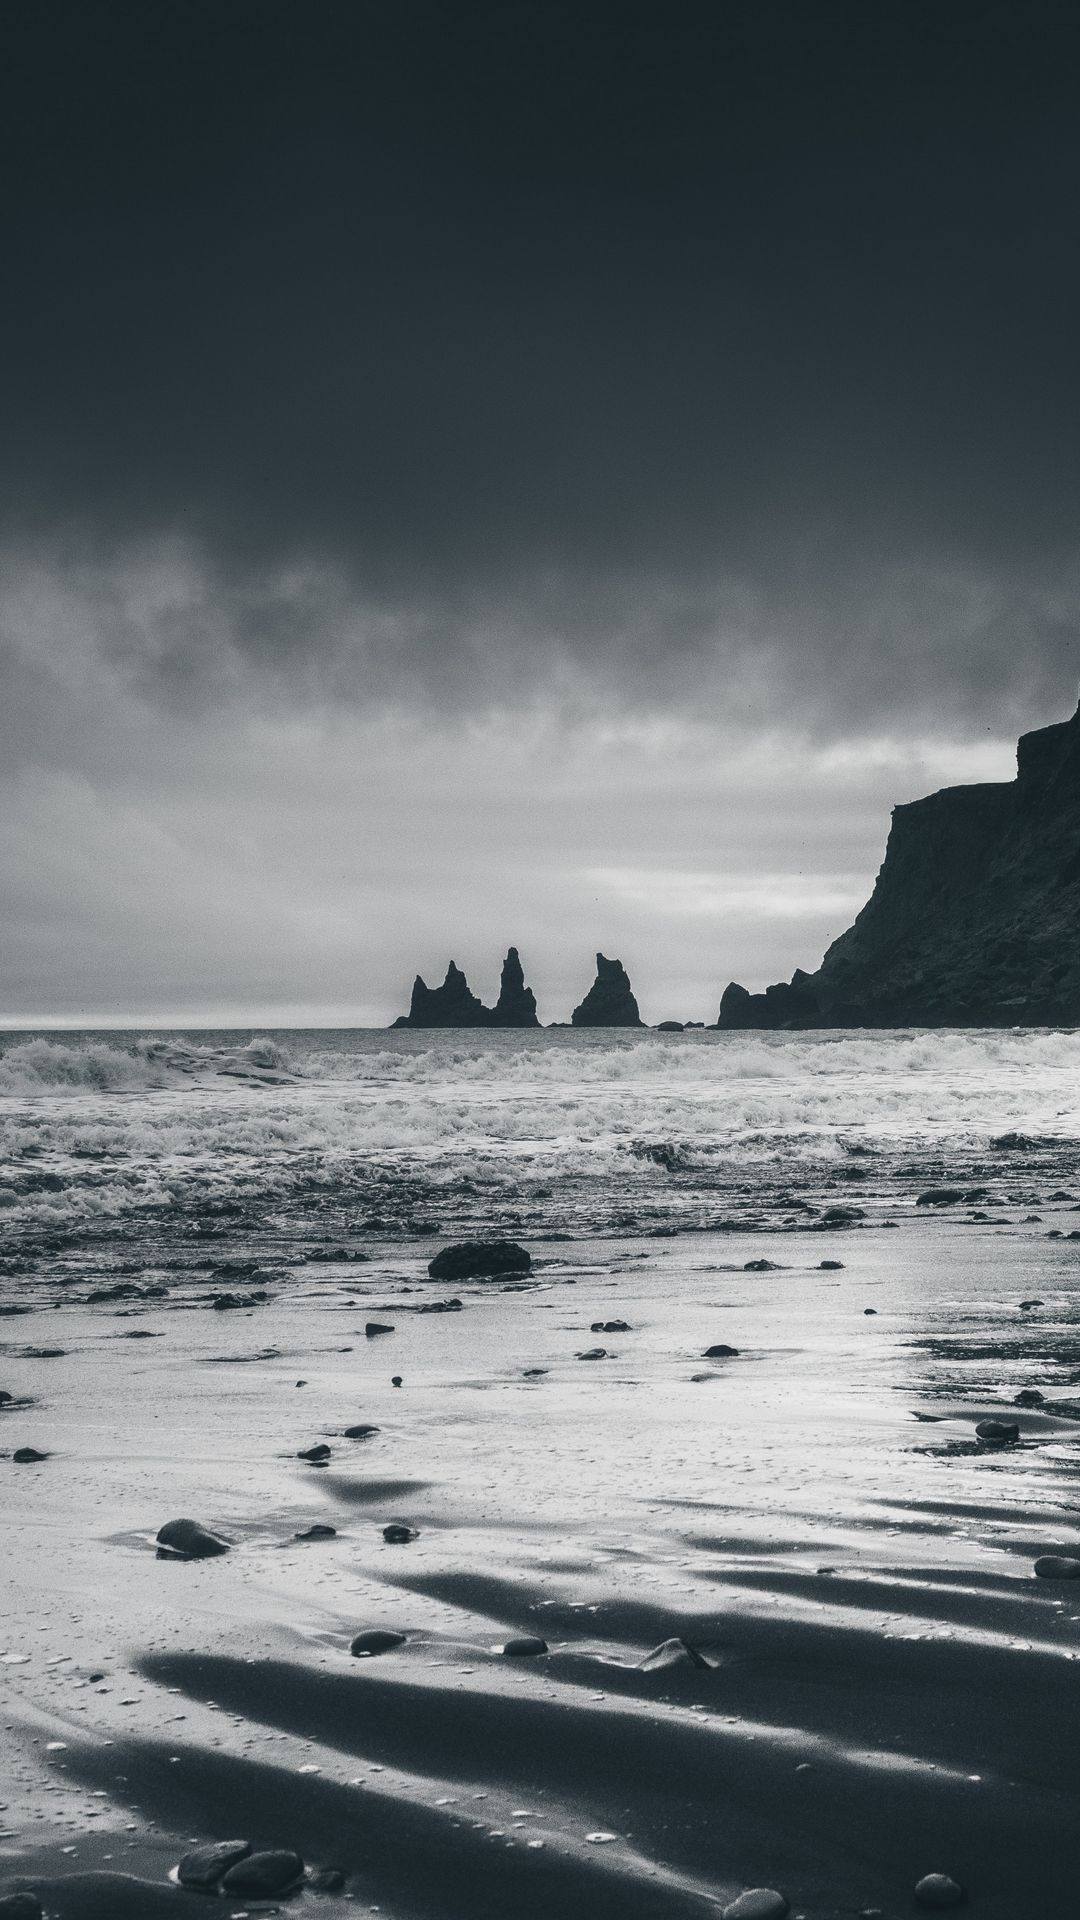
718;700;1080;1028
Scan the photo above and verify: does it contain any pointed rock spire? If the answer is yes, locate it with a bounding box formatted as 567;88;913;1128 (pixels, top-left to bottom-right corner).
393;960;492;1028
571;954;642;1027
490;947;539;1027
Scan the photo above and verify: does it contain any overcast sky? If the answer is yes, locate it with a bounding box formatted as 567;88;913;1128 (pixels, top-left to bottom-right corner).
2;1;1079;1025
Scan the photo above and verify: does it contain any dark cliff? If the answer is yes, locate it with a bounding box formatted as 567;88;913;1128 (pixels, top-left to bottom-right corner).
718;700;1080;1029
393;950;540;1027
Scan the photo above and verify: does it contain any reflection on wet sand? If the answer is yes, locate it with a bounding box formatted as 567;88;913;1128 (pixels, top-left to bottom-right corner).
3;1030;1080;1915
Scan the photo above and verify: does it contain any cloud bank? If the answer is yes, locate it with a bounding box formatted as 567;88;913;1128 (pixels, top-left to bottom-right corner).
1;2;1077;1018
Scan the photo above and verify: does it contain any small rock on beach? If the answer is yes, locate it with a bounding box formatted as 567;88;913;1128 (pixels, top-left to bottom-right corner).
156;1517;230;1560
177;1840;252;1889
220;1849;305;1895
913;1872;965;1909
722;1891;789;1920
638;1636;714;1672
1034;1555;1080;1578
351;1629;407;1656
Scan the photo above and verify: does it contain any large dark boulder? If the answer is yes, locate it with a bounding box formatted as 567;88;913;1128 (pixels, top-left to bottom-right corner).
156;1518;230;1560
490;947;540;1026
393;960;492;1028
716;699;1080;1029
428;1241;531;1280
571;954;642;1027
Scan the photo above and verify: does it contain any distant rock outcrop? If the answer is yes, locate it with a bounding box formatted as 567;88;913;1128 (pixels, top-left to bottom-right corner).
572;953;642;1027
393;960;490;1028
490;946;540;1027
393;950;540;1027
717;699;1080;1028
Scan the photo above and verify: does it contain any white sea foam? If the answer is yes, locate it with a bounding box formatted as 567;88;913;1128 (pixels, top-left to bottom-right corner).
0;1033;296;1094
1;1026;1078;1236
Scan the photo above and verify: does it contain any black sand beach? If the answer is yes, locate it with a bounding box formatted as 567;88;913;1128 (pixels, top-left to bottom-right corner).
4;1040;1080;1920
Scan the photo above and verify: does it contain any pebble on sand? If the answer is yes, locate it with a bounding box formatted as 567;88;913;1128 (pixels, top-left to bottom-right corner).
308;1866;346;1891
576;1347;609;1360
1034;1555;1080;1579
428;1240;532;1281
591;1319;630;1332
155;1517;230;1560
343;1423;380;1439
703;1343;740;1358
365;1321;394;1336
295;1524;337;1540
1014;1388;1044;1405
913;1871;965;1909
11;1448;48;1464
382;1523;418;1543
638;1636;715;1672
744;1259;781;1272
0;1894;44;1919
350;1629;407;1656
177;1840;252;1889
722;1890;789;1920
297;1443;332;1461
0;1390;14;1406
502;1635;549;1657
220;1850;305;1896
975;1419;1019;1444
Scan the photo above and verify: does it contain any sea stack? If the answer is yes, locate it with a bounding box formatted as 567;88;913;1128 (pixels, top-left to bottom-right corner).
571;954;642;1027
392;961;491;1028
392;950;540;1027
490;947;540;1027
716;697;1080;1029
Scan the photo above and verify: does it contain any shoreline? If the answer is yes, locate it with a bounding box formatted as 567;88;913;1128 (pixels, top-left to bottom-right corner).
4;1217;1080;1916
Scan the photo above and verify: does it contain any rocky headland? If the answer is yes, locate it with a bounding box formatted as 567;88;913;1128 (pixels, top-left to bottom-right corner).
719;699;1080;1029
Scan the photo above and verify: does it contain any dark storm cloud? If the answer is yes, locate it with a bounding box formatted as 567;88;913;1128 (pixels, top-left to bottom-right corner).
3;1;1080;1021
2;0;1079;728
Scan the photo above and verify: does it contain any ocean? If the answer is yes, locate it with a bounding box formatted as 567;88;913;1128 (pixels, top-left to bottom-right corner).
3;1025;1080;1258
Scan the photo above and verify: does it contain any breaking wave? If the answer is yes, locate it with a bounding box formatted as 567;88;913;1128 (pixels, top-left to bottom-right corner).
0;1034;296;1093
1;1025;1079;1239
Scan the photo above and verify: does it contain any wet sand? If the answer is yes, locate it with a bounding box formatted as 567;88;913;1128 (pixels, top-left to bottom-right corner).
5;1215;1080;1917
